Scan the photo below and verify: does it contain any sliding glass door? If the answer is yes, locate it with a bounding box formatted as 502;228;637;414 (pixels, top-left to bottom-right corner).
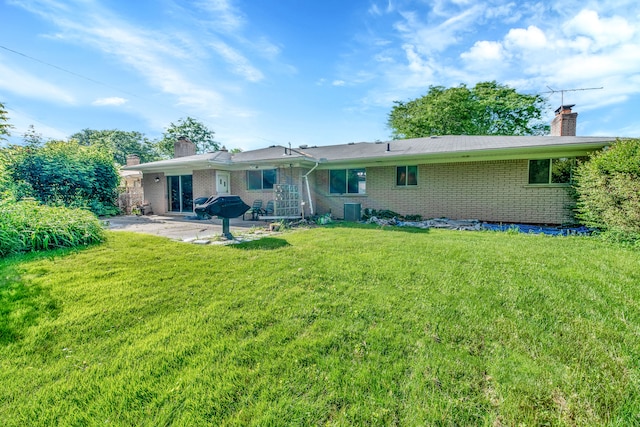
167;175;193;213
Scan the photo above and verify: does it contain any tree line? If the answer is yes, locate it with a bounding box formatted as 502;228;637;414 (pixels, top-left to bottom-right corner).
0;105;220;216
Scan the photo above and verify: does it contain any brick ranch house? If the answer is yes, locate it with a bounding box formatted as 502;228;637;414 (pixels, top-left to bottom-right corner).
123;106;616;224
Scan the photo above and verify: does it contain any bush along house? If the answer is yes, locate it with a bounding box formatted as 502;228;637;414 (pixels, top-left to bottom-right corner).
123;106;616;224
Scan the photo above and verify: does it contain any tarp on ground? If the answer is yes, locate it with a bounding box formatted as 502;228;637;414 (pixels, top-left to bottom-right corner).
366;216;592;236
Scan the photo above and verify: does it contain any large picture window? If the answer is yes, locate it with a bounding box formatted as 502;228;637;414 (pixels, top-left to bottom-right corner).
397;165;418;186
528;158;585;184
247;169;276;190
329;168;366;194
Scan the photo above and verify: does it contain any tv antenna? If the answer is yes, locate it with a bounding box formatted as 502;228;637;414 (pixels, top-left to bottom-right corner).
542;86;603;106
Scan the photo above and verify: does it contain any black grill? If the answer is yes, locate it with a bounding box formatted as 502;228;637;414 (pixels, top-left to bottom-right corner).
194;196;250;219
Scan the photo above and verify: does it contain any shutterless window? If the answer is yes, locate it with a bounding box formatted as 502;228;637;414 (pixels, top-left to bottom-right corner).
528;158;581;184
397;166;418;186
329;168;366;194
247;169;277;190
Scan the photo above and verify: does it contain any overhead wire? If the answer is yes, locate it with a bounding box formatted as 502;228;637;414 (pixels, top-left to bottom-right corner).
0;44;208;134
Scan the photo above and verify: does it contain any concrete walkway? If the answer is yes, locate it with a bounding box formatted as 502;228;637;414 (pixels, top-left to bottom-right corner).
104;215;269;242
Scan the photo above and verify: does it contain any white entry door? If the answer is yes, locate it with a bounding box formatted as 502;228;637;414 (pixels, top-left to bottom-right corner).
216;171;230;194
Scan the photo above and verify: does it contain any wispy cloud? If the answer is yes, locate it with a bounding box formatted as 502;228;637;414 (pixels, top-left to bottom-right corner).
394;5;484;55
0;61;75;104
208;40;264;82
193;0;245;33
9;0;269;120
92;97;127;106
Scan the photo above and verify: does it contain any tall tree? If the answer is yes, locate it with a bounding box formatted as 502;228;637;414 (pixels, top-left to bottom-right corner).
388;81;549;139
157;117;219;157
0;101;13;141
70;129;161;165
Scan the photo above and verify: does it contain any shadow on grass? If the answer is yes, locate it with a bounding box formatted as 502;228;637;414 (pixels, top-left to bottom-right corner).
323;221;431;234
232;237;291;250
0;255;62;346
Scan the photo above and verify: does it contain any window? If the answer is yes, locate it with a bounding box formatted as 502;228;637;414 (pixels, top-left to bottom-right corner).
247;169;277;190
330;168;366;194
397;166;418;186
528;158;585;184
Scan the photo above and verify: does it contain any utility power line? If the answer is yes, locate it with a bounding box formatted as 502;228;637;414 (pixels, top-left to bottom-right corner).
0;44;204;123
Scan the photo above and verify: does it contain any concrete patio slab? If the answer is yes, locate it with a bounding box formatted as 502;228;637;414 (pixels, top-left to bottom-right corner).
104;215;269;242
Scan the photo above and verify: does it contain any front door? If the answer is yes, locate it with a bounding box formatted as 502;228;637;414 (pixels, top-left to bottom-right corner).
216;171;230;194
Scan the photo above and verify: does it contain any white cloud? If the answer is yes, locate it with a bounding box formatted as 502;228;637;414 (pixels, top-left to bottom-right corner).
374;53;395;63
92;97;127;106
504;26;548;50
208;40;264;82
460;40;503;61
394;5;485;54
8;0;273;123
484;2;519;22
368;0;394;16
402;44;434;77
563;9;635;49
0;62;75;104
193;0;245;33
332;80;346;86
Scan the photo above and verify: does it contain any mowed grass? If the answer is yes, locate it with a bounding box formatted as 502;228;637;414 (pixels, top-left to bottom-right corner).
1;225;639;426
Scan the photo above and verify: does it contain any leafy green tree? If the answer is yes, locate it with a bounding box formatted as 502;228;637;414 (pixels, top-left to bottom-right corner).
1;140;120;216
157;117;219;157
70;129;160;165
0;101;13;141
22;125;44;147
574;138;640;243
388;81;549;139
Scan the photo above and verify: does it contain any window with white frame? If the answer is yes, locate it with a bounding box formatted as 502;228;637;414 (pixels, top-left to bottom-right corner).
396;165;418;186
247;169;277;190
329;168;366;194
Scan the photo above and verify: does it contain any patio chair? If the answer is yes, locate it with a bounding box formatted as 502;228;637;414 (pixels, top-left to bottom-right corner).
243;199;264;220
264;200;275;216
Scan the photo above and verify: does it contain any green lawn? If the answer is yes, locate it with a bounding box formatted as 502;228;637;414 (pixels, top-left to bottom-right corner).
1;226;639;426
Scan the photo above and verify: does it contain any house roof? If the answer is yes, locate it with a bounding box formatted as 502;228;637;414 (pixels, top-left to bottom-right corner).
302;135;617;166
122;150;232;173
231;146;312;163
123;135;618;172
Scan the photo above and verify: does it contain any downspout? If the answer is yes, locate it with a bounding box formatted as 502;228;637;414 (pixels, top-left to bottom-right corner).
303;162;319;216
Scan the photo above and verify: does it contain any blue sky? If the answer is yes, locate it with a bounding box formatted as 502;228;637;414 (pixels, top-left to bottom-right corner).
1;0;639;151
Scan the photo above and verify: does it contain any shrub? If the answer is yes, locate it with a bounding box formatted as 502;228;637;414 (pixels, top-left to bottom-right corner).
0;140;120;216
0;199;105;257
573;138;640;244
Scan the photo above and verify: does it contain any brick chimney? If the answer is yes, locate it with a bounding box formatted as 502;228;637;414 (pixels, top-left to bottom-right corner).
174;136;197;158
126;154;140;166
550;104;578;136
